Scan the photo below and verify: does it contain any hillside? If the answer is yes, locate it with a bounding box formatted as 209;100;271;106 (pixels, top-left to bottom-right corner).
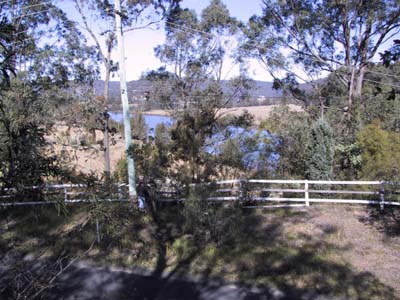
94;79;292;109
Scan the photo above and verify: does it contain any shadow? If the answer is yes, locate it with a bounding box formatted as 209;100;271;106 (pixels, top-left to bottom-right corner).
45;263;272;300
361;206;400;237
189;207;398;300
1;202;399;300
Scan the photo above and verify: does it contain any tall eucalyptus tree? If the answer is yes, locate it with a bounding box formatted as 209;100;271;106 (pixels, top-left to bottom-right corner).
241;0;400;112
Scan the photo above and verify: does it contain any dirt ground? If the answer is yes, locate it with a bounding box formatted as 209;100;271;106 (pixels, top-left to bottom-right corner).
276;205;400;296
47;124;126;175
1;204;399;299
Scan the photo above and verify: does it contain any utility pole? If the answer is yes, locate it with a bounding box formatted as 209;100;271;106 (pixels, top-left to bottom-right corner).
102;108;111;177
114;0;137;202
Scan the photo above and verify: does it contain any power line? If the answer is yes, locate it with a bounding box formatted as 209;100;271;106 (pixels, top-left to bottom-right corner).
19;4;73;18
363;78;400;89
160;22;400;89
17;1;52;11
364;68;400;80
0;0;51;9
165;21;215;39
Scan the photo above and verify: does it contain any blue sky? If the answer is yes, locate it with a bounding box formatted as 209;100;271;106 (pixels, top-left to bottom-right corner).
64;0;398;83
120;0;269;81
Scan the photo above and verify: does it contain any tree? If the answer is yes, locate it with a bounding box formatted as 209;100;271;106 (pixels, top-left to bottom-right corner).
0;18;15;88
72;0;178;178
305;119;334;180
151;0;250;112
241;0;400;112
361;63;400;132
145;1;254;183
381;39;400;67
357;121;400;180
0;1;99;188
260;105;310;178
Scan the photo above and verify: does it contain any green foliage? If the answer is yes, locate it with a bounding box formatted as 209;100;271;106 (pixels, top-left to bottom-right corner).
129;140;169;183
356;121;400;180
114;156;128;184
117;123;171;185
305;119;334;180
182;186;245;245
241;0;400;109
361;63;400;132
0;81;61;187
131;113;148;141
261;105;310;178
151;0;250;112
170;111;217;183
381;39;400;67
0;18;14;88
334;143;362;180
0;1;99;188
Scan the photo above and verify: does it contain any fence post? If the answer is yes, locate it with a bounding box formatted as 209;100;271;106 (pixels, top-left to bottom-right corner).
64;186;68;203
239;179;243;201
118;185;122;201
96;218;101;243
305;180;310;207
380;181;385;211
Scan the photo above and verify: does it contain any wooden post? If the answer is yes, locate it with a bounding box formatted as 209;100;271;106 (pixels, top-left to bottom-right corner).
305;180;310;207
118;185;122;201
239;179;246;202
380;181;385;211
96;218;101;243
64;186;68;203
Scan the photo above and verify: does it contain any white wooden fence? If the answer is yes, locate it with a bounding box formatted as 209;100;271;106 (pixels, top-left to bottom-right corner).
1;179;399;209
158;179;400;209
0;184;129;207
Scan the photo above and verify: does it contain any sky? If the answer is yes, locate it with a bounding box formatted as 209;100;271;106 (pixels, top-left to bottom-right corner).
63;0;398;83
120;0;269;81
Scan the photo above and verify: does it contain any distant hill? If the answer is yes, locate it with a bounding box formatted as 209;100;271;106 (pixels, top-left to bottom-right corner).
94;79;295;109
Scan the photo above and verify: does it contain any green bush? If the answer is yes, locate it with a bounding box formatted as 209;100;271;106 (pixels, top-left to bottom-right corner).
305;119;334;180
182;186;245;246
357;121;400;180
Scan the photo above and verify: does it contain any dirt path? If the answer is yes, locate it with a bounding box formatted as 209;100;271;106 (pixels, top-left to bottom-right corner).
47;262;281;300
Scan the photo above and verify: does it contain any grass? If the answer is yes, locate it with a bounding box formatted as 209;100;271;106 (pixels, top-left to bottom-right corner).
1;203;399;299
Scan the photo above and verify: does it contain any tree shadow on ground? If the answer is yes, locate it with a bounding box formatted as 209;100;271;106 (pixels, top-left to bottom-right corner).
1;203;398;300
361;206;400;237
192;208;398;300
53;205;397;300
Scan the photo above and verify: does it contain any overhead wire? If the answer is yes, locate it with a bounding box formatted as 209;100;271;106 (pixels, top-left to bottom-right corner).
363;78;400;89
150;20;400;90
363;68;400;80
4;4;399;90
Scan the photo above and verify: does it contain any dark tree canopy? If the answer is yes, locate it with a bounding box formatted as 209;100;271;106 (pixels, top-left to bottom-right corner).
241;0;400;110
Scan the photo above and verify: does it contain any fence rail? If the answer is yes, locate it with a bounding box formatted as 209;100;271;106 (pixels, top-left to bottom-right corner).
1;179;400;209
0;184;130;207
158;179;400;209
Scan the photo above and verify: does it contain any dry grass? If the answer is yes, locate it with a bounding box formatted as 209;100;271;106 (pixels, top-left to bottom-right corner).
46;105;304;175
1;204;399;299
145;104;304;125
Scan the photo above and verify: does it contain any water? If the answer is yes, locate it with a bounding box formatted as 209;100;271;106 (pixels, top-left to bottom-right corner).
207;126;277;171
109;111;277;171
109;112;173;132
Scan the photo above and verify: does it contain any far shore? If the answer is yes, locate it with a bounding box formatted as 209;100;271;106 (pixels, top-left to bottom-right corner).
140;104;304;124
